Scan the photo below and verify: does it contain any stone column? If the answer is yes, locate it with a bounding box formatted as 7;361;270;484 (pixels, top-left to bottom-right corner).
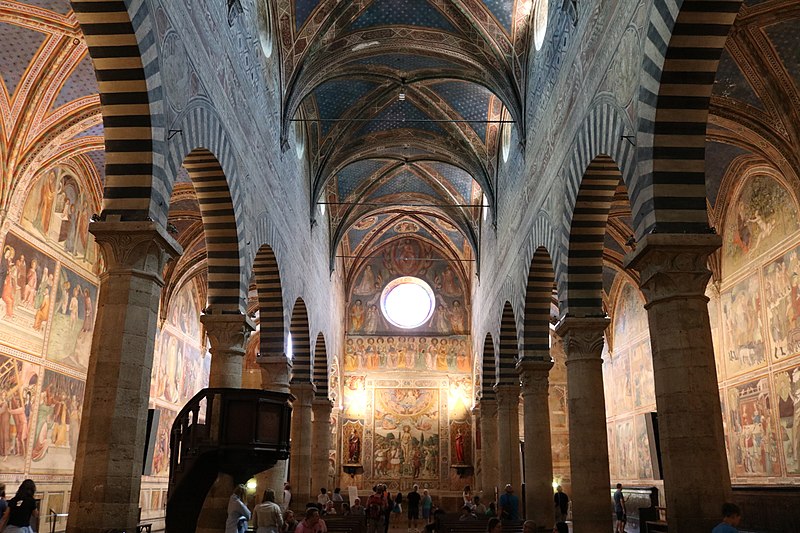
202;312;256;388
196;313;256;533
311;398;333;498
517;356;554;526
289;382;316;504
555;316;611;533
471;405;482;491
494;384;522;490
67;220;180;533
625;234;730;532
258;354;293;506
479;398;500;495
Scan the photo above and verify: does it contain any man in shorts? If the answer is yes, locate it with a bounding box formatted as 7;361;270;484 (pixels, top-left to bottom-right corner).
613;483;626;533
406;484;422;533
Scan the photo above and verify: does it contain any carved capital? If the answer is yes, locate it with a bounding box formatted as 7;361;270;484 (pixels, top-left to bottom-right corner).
90;218;182;281
479;397;498;417
312;397;334;413
201;312;256;357
517;359;553;396
494;384;520;408
291;381;317;404
554;316;609;362
624;233;720;306
258;354;293;394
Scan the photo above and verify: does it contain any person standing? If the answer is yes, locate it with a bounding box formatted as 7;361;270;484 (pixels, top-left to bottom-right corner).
317;488;331;508
0;484;7;522
406;484;421;532
226;485;251;533
331;487;344;513
283;483;292;512
498;484;519;521
613;483;626;533
0;479;38;533
254;489;284;533
553;485;569;524
712;503;742;533
366;486;386;533
421;489;433;524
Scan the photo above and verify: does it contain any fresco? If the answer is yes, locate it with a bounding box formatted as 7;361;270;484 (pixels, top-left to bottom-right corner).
774;363;800;474
614;418;636;480
763;244;800;361
612;282;648;342
722;174;800;276
372;388;440;480
20;166;100;272
720;274;766;377
150;406;177;478
634;414;654;480
348;238;468;335
450;420;471;466
0;355;39;472
30;370;85;473
45;266;97;372
0;232;58;354
631;340;655;408
344;335;470;373
726;376;781;477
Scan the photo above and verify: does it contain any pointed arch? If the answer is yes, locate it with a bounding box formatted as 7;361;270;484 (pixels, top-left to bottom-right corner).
562;155;623;317
523;247;555;358
481;333;496;399
254;244;284;357
313;333;329;399
498;302;519;387
289;298;312;383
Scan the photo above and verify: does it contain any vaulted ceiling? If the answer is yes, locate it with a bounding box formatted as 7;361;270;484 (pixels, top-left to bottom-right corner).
275;0;538;273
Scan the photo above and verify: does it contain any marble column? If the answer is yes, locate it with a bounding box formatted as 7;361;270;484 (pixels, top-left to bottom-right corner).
196;313;256;533
67;220;180;533
517;356;554;526
555;316;611;533
471;405;482;491
625;234;730;532
494;384;522;490
479;398;500;495
289;382;316;504
258;354;293;507
311;398;334;497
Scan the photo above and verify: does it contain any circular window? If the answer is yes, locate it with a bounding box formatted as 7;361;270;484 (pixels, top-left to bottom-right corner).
533;0;549;51
380;277;436;329
501;120;512;162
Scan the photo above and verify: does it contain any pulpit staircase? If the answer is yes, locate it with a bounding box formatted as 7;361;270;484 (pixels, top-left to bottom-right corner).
165;388;292;533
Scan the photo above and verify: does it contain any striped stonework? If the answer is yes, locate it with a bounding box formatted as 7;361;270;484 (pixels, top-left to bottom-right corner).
72;0;164;220
182;148;241;311
523;247;555;358
290;298;312;384
562;155;623;317
497;302;519;387
636;0;742;234
313;333;329;399
254;244;285;357
481;333;496;399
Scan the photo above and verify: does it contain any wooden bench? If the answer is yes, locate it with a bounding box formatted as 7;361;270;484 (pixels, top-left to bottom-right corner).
439;514;524;533
324;514;367;533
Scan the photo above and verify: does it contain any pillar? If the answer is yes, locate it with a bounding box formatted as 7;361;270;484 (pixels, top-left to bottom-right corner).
196;313;256;533
494;384;521;490
471;404;482;491
625;234;730;532
479;398;500;495
258;354;293;506
289;382;316;504
555;316;611;533
311;398;333;498
517;357;554;526
67;220;180;533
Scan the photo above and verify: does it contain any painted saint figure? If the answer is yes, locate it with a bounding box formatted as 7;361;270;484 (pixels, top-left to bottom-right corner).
455;428;466;464
347;428;361;464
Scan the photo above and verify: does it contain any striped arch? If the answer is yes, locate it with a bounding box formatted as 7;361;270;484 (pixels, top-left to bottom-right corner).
562;156;624;317
481;333;496;399
523;247;555;358
254;244;284;357
71;0;164;221
636;0;742;235
289;298;312;384
313;333;329;399
498;302;519;387
182;149;241;311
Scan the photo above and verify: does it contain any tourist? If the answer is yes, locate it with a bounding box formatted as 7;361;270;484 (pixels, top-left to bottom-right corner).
317;488;330;507
498;484;519;521
463;485;473;507
712;503;742;533
351;498;365;516
295;508;327;533
324;501;337;515
254;489;284;533
341;503;350;516
366;486;385;533
283;510;298;533
486;502;497;518
407;484;421;532
283;483;292;512
0;479;38;533
421;489;433;524
553;485;569;524
391;491;403;526
554;522;568;533
522;520;536;533
487;517;502;533
331;487;344;513
226;485;251;533
459;505;477;521
473;495;486;515
613;483;626;533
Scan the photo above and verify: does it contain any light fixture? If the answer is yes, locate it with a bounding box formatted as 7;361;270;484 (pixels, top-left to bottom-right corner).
246;478;258;491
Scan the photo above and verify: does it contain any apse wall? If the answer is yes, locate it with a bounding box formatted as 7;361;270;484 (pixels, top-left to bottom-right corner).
340;237;474;494
606;169;800;487
0;161;210;527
